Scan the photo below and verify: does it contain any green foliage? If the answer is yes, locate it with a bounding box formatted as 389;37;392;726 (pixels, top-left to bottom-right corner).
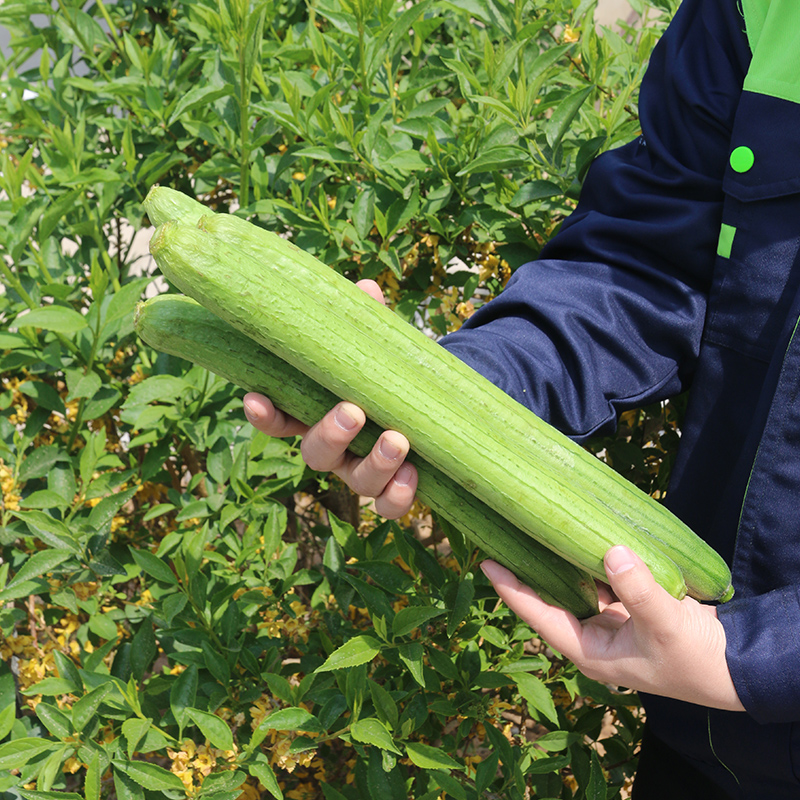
1;0;678;798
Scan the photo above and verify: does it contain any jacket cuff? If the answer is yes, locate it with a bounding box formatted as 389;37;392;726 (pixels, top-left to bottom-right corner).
717;584;800;724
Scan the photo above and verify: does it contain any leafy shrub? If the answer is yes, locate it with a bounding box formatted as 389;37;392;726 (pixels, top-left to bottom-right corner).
1;1;679;798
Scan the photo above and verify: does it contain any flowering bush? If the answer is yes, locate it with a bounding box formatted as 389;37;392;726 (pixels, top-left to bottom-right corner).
1;0;680;798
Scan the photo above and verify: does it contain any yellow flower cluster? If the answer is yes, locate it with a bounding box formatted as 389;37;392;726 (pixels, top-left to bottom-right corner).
0;612;86;710
167;739;239;795
472;240;511;287
248;695;326;778
3;375;29;428
0;458;20;513
257;594;314;643
128;364;146;385
435;287;468;332
376;269;401;305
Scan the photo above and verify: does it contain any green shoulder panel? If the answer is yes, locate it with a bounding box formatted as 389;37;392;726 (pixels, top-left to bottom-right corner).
741;0;800;105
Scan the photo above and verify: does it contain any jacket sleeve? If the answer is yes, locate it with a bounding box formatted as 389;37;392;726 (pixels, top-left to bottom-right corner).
718;586;800;724
440;0;750;441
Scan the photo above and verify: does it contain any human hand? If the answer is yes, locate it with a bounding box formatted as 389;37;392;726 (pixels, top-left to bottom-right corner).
481;545;745;712
242;279;418;519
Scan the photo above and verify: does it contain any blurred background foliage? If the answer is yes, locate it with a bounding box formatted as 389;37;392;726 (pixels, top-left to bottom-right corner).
0;0;680;798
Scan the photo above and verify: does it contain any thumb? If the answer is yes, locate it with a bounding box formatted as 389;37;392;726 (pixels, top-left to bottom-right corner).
604;545;678;626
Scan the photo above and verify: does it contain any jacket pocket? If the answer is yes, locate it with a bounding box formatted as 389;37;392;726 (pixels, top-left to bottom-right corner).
704;92;800;359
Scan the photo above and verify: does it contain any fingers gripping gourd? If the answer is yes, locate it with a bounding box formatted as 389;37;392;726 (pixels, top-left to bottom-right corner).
141;186;734;605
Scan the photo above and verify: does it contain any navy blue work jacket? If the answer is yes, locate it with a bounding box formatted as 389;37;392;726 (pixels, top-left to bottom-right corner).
442;0;800;795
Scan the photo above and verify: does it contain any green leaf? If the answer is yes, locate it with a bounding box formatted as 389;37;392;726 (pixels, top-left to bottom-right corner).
88;612;118;641
545;85;594;149
53;651;81;690
19;489;71;510
328;512;364;560
474;751;499;796
122;718;153;759
368;679;399;731
510;180;563;207
21;677;76;697
405;742;462;771
248;755;283;800
11;510;81;553
320;785;348;800
3;548;74;596
14;305;88;334
103;277;154;338
202;639;230;684
397;642;425;687
72;681;117;732
130;616;156;682
83;386;122;421
35;702;72;739
65;370;101;402
129;547;178;586
19;792;83;800
350;718;402;755
187;708;234;751
113;759;185;792
84;750;101;800
455;145;529;176
161;592;187;624
351;187;375;240
534;730;581;752
585;748;607;800
142;503;176;522
18;380;65;413
316;635;382;672
447;574;474;637
39;188;82;240
170;663;198;736
88;486;138;535
38;744;70;792
525;753;571;774
87;548;126;578
200;769;248;795
169;84;235;125
258;707;323;734
113;767;145;800
512;672;559;726
392;606;445;638
18;445;66;482
125;375;189;407
294;145;353;164
0;738;56;771
0;701;15;741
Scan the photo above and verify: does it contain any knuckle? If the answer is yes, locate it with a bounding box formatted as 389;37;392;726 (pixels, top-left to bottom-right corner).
374;487;414;520
300;438;333;472
373;496;406;520
347;473;385;499
627;584;657;609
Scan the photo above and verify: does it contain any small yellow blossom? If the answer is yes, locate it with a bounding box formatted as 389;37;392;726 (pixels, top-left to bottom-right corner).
287;782;318;800
237;781;262;800
0;458;20;512
62;756;83;774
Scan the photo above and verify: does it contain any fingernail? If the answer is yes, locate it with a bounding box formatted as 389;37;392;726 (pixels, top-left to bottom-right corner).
606;545;636;575
394;464;414;486
379;435;402;460
334;404;359;431
243;398;260;423
479;561;494;579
